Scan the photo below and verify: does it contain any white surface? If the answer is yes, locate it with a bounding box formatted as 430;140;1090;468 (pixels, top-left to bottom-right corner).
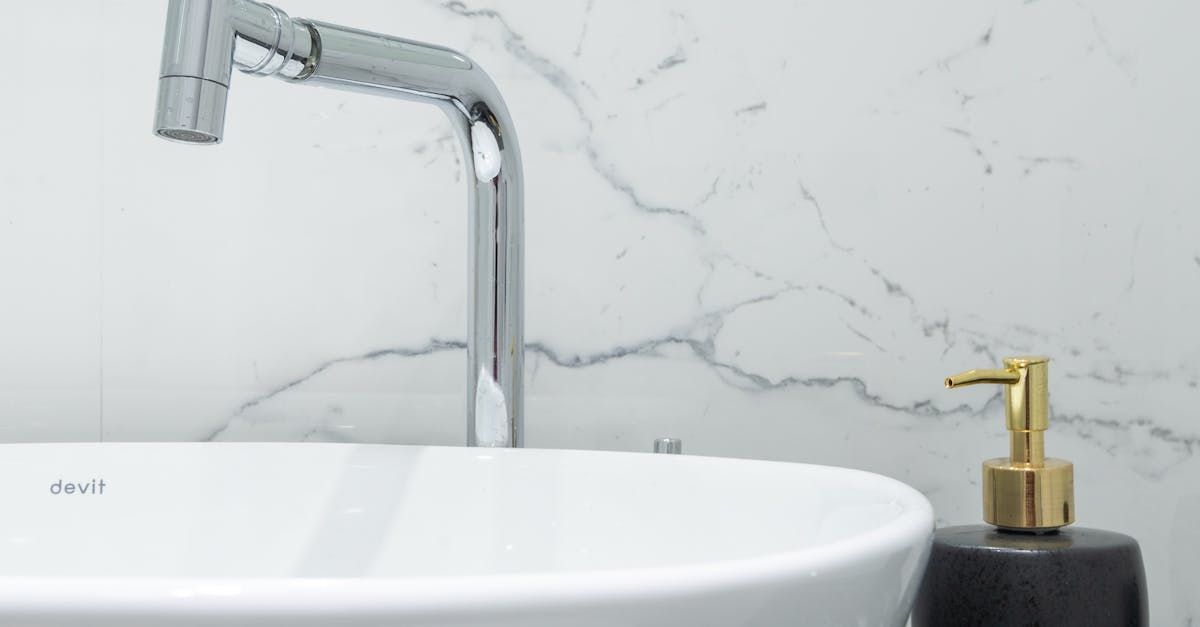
0;1;1196;623
0;443;932;626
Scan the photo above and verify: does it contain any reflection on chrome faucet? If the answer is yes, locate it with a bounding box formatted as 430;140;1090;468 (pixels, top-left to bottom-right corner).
154;0;524;446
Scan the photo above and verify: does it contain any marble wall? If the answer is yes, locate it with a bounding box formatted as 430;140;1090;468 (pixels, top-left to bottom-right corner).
0;0;1196;622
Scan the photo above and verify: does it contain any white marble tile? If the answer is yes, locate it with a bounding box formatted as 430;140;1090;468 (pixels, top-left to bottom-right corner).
0;2;104;443
0;0;1196;622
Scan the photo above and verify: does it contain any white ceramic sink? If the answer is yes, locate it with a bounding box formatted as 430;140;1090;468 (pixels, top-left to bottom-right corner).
0;443;932;626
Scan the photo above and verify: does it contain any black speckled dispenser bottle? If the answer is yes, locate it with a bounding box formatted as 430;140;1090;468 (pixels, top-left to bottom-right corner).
911;356;1148;627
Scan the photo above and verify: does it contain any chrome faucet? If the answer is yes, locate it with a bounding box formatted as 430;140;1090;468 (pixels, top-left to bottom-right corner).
154;0;524;447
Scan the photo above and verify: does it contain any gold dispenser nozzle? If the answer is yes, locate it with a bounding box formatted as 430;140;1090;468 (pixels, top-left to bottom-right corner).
945;356;1074;530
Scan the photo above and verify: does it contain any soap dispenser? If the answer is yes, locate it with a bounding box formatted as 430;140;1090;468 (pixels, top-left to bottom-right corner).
911;356;1148;627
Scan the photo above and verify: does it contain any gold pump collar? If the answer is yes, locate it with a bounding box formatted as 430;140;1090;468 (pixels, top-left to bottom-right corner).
944;355;1074;530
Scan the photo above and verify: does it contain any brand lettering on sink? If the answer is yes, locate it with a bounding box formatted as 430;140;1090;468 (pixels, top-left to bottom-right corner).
49;479;107;495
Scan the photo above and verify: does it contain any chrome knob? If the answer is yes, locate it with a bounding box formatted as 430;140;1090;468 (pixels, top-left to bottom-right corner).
653;438;682;454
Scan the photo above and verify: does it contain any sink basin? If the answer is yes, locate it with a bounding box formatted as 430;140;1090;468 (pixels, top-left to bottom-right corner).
0;443;932;626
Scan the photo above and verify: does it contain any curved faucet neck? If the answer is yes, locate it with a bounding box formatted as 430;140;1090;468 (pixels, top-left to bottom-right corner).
155;0;524;447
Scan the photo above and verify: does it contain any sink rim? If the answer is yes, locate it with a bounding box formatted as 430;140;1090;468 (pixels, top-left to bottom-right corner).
0;442;934;613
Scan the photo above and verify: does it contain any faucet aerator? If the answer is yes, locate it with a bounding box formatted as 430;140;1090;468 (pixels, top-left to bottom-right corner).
154;75;228;144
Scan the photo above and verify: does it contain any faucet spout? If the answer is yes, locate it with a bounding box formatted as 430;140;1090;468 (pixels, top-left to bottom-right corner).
154;0;524;447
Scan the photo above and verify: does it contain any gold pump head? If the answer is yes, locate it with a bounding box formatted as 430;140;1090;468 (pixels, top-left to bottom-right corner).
945;356;1074;530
